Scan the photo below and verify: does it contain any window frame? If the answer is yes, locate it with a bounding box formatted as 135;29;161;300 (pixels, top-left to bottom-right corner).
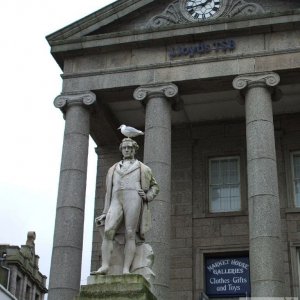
192;131;248;219
208;156;242;213
291;151;300;207
283;142;300;211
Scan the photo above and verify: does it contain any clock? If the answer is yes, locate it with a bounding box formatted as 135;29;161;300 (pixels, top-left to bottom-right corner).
180;0;225;21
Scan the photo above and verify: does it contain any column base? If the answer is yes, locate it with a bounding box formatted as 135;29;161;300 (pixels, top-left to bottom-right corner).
76;274;157;300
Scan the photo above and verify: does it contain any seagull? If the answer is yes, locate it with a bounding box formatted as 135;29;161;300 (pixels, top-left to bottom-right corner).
118;124;144;138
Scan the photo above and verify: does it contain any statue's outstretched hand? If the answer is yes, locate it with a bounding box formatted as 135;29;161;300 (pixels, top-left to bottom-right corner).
138;189;147;201
95;214;106;227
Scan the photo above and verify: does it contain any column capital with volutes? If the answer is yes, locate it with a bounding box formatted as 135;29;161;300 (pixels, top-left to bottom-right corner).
233;72;280;90
54;91;96;113
233;72;282;103
133;83;178;101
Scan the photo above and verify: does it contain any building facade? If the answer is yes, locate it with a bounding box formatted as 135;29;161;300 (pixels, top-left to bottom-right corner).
47;0;300;299
0;232;47;300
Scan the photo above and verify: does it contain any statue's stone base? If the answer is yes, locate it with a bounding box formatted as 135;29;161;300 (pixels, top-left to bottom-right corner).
76;274;157;300
95;223;155;281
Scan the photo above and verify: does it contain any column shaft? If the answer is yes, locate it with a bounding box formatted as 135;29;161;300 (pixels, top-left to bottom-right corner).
48;93;96;300
31;285;37;300
233;73;284;297
145;95;171;300
134;83;178;300
9;266;17;296
22;275;28;300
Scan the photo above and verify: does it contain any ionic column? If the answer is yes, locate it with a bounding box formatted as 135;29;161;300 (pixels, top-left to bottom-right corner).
9;266;18;295
21;275;28;300
233;73;284;296
48;92;96;300
134;83;178;300
31;285;36;300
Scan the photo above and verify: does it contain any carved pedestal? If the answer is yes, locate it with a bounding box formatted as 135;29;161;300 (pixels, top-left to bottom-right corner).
76;274;157;300
95;222;155;282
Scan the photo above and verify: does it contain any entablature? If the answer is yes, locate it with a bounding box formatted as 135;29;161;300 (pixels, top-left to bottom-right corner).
49;10;300;69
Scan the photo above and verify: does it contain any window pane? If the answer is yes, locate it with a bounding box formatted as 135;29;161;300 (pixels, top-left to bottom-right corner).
210;187;221;212
294;155;300;178
230;196;241;210
220;196;230;211
220;160;229;183
230;185;240;197
220;186;230;198
228;159;239;183
210;160;220;184
211;186;220;199
219;159;239;184
230;185;241;210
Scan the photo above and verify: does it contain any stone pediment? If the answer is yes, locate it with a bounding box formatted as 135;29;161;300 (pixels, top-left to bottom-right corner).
47;0;300;42
47;0;160;42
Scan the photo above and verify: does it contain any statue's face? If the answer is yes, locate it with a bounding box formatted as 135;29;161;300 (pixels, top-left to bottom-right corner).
121;141;135;159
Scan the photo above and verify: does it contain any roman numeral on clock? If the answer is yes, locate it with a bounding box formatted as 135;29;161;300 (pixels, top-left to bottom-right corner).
184;0;222;20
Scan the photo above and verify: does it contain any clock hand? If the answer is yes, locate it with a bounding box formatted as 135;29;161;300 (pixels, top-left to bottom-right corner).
189;0;212;9
200;0;211;6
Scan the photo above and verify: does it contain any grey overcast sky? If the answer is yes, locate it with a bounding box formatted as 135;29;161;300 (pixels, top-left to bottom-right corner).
0;0;115;290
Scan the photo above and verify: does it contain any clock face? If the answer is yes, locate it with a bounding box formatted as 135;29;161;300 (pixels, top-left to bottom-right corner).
184;0;222;20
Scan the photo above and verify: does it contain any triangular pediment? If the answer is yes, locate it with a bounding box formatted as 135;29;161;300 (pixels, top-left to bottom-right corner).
46;0;159;42
47;0;300;43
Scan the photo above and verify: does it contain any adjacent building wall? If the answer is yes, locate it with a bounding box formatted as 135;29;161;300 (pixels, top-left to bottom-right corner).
0;234;47;300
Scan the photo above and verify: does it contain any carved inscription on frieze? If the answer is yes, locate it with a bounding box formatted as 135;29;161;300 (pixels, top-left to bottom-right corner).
168;39;236;59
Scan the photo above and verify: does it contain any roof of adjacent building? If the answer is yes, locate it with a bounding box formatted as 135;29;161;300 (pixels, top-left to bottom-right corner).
0;232;47;293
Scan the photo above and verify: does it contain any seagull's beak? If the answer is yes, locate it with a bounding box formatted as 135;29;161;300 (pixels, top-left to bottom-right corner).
117;126;121;130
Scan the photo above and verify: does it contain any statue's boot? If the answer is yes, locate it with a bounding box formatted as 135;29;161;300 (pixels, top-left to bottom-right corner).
96;265;109;274
90;265;109;275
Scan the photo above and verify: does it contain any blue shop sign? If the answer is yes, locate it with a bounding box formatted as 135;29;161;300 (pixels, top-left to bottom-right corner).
205;256;251;297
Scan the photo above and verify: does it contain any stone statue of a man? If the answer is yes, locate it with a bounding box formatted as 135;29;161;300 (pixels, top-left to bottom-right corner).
95;138;159;275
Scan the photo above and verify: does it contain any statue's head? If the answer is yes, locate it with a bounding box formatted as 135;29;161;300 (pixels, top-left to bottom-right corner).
119;138;139;159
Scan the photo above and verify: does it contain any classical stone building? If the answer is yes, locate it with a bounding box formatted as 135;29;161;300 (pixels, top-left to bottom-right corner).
47;0;300;299
0;232;47;300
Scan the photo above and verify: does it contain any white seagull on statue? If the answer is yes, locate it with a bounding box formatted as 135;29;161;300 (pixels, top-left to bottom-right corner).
118;124;144;138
